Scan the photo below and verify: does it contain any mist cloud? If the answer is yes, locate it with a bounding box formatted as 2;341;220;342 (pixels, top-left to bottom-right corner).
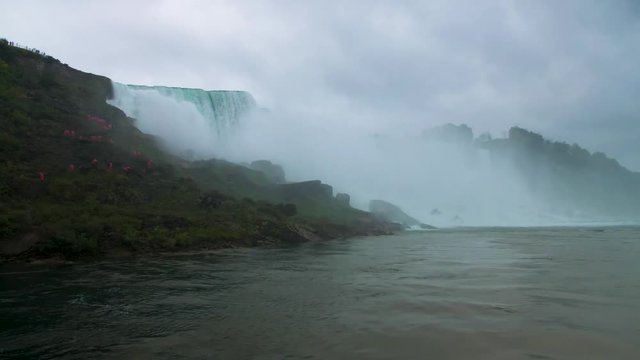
1;0;639;169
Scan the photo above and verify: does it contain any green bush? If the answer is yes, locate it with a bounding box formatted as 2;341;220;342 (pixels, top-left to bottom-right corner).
41;227;99;258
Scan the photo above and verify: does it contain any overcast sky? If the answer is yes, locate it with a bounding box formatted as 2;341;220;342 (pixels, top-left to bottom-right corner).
2;0;639;169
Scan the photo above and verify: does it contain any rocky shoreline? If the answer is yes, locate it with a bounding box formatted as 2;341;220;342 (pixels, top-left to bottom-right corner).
1;221;400;264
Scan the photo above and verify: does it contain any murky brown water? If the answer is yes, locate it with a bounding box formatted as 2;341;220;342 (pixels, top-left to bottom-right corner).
2;227;640;359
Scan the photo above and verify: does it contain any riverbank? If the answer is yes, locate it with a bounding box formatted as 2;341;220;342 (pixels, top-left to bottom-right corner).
1;219;399;264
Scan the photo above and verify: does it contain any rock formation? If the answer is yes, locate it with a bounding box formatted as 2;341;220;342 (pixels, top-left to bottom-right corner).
369;200;435;229
250;160;286;184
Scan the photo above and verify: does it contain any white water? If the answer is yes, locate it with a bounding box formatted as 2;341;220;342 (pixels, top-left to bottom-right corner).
107;82;608;227
108;83;256;158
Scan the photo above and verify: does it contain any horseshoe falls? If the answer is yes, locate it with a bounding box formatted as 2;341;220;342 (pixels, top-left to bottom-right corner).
108;82;257;158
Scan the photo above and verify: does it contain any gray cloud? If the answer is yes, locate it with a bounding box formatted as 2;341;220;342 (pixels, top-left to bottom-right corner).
2;0;639;169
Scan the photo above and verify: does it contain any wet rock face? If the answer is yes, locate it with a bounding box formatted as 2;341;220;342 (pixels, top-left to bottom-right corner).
277;180;333;201
335;192;350;206
288;224;323;242
250;160;286;184
369;199;435;229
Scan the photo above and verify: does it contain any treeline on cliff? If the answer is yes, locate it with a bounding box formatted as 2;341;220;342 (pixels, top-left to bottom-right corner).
486;127;640;217
428;123;640;219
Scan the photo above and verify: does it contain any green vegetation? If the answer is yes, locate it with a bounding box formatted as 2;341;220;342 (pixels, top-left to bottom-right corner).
0;39;393;261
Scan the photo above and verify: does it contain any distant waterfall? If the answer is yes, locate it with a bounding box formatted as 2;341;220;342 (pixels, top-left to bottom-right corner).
107;82;257;157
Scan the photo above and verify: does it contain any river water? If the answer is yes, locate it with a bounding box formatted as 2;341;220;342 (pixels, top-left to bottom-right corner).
1;227;640;359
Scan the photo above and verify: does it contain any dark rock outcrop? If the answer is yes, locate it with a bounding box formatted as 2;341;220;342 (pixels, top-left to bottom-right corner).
335;192;350;206
250;160;286;184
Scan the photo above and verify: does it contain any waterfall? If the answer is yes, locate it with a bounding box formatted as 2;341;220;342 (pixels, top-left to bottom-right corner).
107;82;257;157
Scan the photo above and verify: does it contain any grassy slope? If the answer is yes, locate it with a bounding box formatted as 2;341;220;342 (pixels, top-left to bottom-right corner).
0;40;394;260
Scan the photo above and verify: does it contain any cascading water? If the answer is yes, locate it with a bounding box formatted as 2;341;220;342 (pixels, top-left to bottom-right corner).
107;82;257;158
105;82;625;227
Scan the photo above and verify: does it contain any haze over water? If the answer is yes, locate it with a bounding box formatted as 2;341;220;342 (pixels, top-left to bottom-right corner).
2;227;639;359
